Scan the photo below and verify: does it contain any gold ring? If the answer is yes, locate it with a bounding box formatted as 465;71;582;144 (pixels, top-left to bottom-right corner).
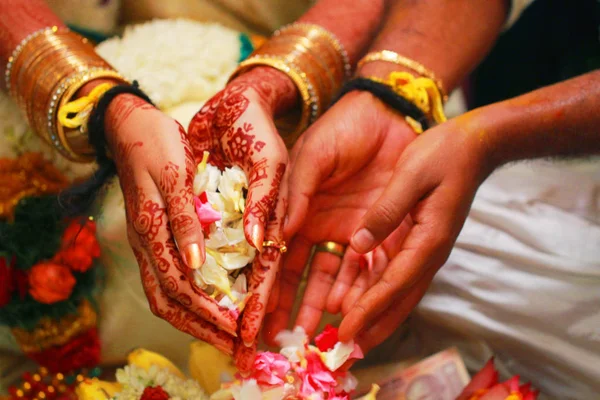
314;241;346;258
263;240;287;253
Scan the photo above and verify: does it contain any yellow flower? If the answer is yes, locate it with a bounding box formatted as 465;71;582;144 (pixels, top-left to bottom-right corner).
189;341;238;395
76;378;122;400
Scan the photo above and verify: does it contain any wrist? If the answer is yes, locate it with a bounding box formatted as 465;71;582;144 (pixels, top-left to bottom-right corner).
232;66;299;116
357;60;417;80
104;93;146;147
455;104;513;173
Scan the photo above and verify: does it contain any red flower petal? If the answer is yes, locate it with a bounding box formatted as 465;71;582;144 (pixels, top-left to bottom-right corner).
315;324;339;352
457;358;499;400
140;386;170;400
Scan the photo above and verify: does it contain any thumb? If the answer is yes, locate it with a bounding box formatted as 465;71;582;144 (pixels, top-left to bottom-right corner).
284;133;335;238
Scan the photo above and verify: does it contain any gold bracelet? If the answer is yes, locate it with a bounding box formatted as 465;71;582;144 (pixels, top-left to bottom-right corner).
4;26;61;91
230;55;317;143
55;69;127;162
358;50;448;102
275;23;351;79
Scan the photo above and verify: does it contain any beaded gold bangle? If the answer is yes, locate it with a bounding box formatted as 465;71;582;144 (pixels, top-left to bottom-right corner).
358;50;448;102
230;56;316;144
5;26;123;161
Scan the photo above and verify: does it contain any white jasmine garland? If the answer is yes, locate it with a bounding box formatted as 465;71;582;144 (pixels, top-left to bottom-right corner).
114;365;208;400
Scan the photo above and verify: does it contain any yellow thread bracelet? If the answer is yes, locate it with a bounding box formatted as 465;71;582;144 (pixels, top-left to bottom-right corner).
370;71;447;127
57;82;115;130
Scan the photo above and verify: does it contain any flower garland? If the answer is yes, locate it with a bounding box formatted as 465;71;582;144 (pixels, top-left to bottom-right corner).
0;156;102;375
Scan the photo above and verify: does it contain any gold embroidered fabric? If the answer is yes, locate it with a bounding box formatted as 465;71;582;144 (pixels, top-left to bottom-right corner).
0;152;70;220
11;300;97;353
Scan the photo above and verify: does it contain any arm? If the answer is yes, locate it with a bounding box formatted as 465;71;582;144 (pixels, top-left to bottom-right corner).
0;0;238;352
343;72;600;342
481;70;600;164
357;0;508;89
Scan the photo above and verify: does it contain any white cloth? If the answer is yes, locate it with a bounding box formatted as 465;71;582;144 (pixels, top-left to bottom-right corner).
414;159;600;399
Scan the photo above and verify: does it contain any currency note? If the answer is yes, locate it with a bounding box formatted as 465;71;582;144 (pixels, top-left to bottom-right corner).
354;348;470;400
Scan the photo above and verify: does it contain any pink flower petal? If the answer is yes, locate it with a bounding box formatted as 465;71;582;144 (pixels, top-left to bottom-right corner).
358;252;374;271
194;195;221;230
248;352;290;387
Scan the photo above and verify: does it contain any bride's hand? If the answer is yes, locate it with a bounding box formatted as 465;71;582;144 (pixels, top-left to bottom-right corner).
187;67;296;370
104;94;235;355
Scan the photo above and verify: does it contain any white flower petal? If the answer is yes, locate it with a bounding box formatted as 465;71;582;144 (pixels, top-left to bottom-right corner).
322;341;355;371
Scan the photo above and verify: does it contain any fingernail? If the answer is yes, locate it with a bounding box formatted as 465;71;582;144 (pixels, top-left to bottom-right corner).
239;370;251;378
251;225;263;253
215;344;233;356
183;243;202;269
352;228;375;253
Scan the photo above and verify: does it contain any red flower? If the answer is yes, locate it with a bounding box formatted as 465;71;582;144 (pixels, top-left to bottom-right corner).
457;358;539;400
140;386;170;400
28;262;76;304
0;257;14;307
27;328;101;373
62;219;100;257
315;324;339;352
55;246;94;272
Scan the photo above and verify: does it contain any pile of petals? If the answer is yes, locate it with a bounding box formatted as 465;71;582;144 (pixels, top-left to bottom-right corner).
192;151;256;319
210;325;371;400
457;358;539;400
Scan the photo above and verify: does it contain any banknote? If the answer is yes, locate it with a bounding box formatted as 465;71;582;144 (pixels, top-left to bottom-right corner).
354;348;470;400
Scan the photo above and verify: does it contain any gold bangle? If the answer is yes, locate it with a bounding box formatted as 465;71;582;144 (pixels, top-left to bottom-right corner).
275;23;351;79
4;26;61;91
358;50;448;102
55;69;127;162
230;56;317;143
256;37;335;111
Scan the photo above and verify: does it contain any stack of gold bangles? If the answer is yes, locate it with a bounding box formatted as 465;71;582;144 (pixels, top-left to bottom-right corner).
229;23;351;145
358;50;448;134
4;26;128;162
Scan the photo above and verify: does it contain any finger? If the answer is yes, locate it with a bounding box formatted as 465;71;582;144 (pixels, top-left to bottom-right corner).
325;249;363;315
234;340;257;372
355;270;434;354
295;249;344;338
284;129;335;239
129;188;238;336
262;235;312;346
341;247;389;316
151;122;205;270
351;158;434;254
240;166;289;346
267;278;280;314
243;158;287;252
130;236;235;355
339;204;453;342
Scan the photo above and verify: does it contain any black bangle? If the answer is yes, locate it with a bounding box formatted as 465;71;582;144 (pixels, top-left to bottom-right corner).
88;80;154;165
59;81;154;216
333;78;430;131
